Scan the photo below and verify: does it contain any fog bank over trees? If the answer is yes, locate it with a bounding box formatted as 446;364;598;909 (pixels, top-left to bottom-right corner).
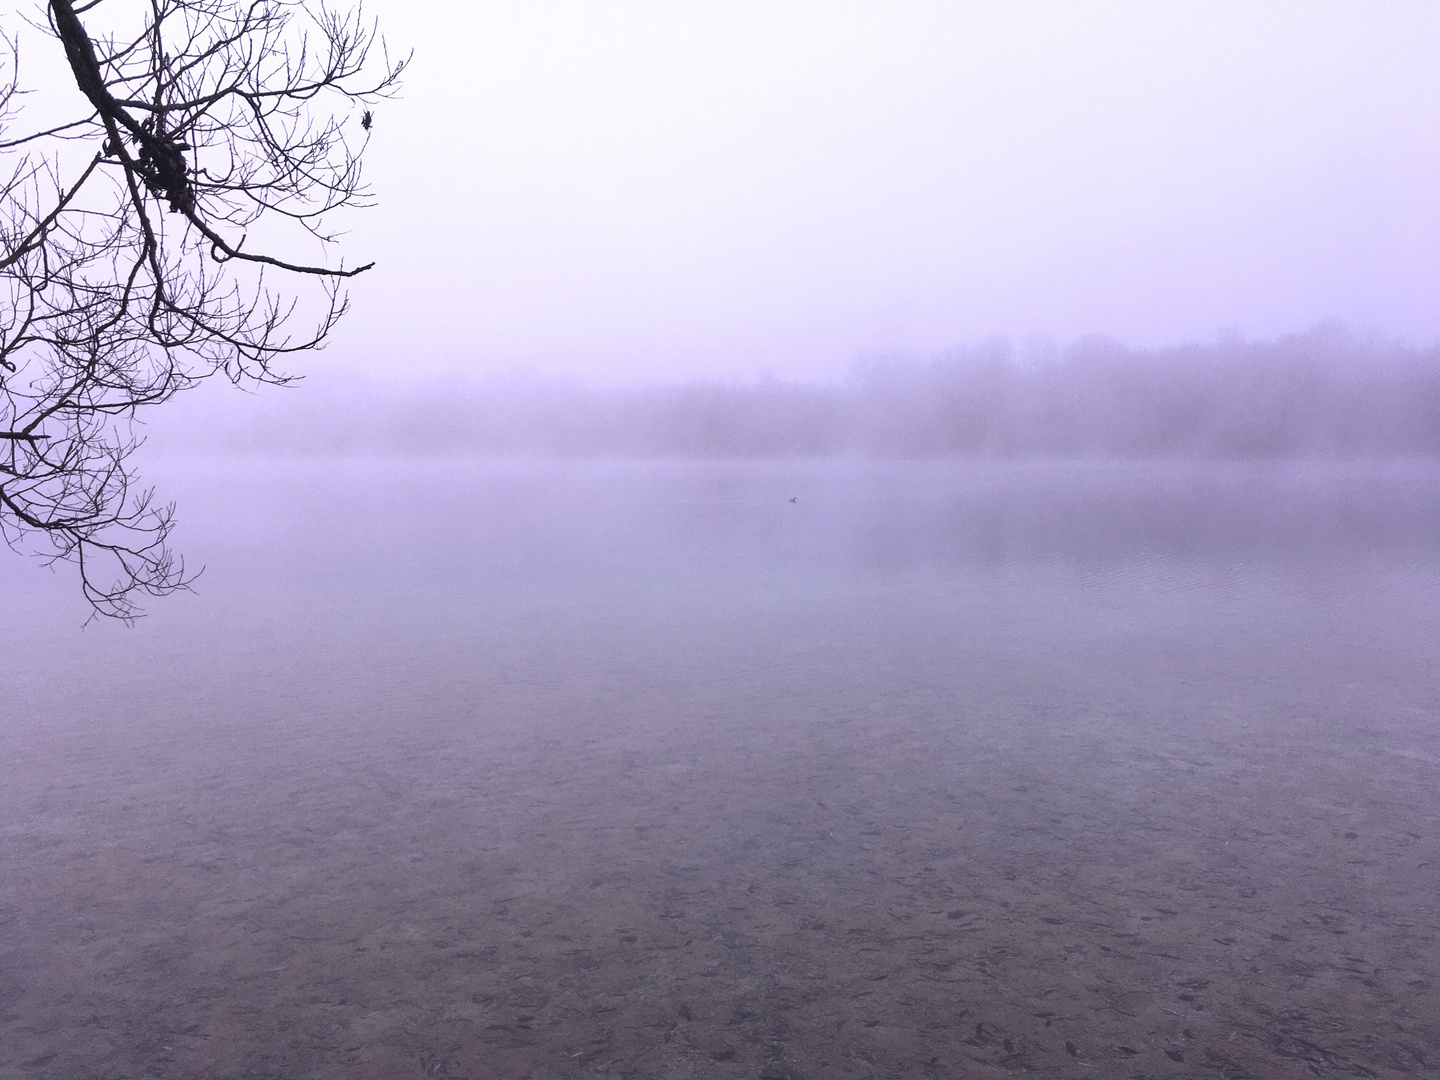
148;327;1440;459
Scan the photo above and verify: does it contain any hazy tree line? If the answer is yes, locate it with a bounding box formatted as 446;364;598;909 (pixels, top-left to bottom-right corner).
153;326;1440;459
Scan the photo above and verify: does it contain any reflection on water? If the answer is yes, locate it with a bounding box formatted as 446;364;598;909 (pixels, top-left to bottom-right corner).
116;456;1440;586
4;459;1439;1079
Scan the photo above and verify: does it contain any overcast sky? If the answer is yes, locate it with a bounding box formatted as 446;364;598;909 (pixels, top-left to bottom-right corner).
52;1;1440;382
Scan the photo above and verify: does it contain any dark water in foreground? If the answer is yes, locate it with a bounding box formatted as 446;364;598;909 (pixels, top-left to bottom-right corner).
4;459;1440;1079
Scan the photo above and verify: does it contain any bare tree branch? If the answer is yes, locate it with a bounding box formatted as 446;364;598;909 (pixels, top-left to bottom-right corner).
1;0;408;620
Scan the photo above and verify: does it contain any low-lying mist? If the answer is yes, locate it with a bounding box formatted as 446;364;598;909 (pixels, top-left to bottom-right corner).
12;330;1440;1079
145;326;1440;459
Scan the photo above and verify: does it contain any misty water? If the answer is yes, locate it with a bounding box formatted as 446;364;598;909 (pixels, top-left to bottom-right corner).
4;457;1440;1078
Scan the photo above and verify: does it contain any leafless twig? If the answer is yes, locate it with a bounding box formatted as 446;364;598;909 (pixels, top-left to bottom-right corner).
1;0;407;619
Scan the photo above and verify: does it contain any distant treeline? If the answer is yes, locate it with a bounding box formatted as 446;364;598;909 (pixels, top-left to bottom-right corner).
149;327;1440;458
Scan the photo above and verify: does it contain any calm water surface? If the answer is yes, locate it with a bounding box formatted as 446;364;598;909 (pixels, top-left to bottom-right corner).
4;459;1439;1078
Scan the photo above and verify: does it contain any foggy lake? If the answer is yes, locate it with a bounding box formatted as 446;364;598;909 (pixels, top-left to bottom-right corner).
4;457;1439;1078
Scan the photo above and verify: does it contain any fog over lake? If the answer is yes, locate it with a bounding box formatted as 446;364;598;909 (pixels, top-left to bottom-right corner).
5;441;1439;1077
7;0;1440;1072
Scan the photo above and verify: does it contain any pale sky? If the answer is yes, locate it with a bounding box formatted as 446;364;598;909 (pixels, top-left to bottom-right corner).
41;1;1440;381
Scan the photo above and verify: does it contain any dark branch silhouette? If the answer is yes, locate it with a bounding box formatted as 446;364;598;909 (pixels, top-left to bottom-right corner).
0;0;407;619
